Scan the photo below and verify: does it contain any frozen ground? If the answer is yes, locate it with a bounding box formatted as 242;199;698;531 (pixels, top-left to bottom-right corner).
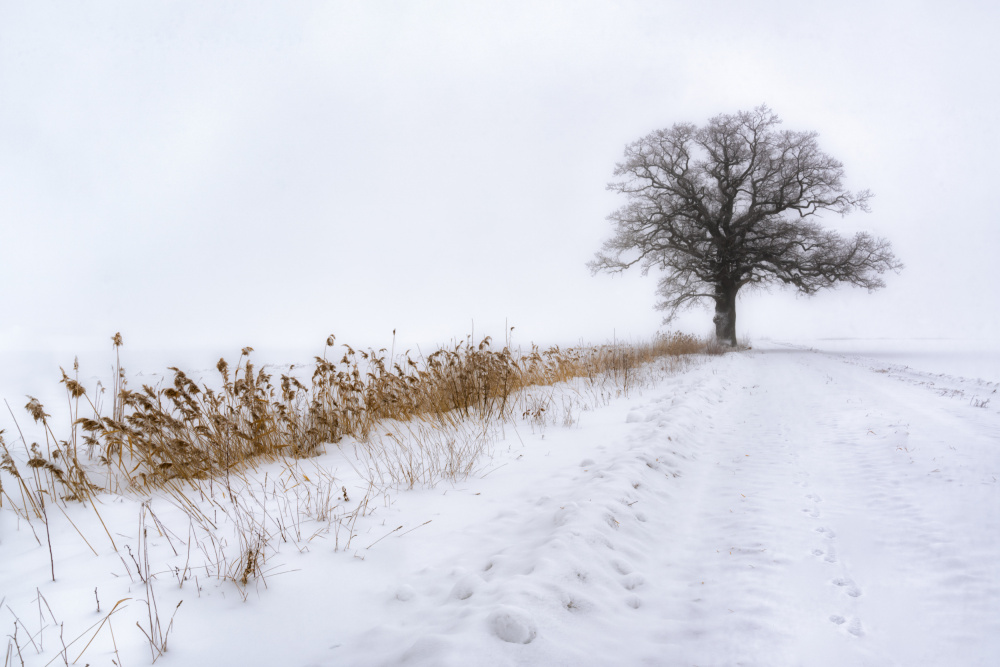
2;340;999;666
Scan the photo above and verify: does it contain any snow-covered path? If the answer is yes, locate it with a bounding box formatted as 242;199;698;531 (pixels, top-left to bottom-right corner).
323;343;1000;666
3;343;999;666
625;344;1000;666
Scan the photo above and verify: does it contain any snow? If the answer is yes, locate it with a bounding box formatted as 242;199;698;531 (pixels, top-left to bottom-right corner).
773;337;1000;385
2;340;1000;666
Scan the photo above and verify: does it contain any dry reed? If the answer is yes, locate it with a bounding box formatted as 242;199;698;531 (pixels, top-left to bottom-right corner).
1;330;704;511
0;329;707;659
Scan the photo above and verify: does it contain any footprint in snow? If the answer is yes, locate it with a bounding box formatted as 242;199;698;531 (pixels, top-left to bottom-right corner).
802;507;821;518
832;578;863;597
815;527;836;539
805;493;823;502
482;555;505;577
450;574;480;600
611;559;634;575
489;606;538;644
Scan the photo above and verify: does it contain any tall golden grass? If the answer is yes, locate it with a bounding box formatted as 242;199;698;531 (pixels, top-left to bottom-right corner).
1;330;704;514
0;328;710;658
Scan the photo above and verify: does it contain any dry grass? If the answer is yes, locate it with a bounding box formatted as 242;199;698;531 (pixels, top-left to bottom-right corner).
2;330;703;506
0;328;708;588
1;327;705;540
0;328;706;660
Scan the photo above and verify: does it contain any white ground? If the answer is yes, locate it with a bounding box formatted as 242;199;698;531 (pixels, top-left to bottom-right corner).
2;340;999;666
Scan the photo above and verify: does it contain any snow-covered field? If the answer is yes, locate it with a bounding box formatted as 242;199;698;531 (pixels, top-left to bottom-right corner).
774;337;1000;386
2;340;999;666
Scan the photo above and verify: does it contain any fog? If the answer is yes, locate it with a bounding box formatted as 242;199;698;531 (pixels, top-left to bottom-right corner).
2;0;998;362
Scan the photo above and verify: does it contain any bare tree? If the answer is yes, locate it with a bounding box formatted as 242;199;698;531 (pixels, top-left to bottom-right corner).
591;106;902;346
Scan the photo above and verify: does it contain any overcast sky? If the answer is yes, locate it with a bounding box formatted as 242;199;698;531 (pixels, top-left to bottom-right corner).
2;0;998;360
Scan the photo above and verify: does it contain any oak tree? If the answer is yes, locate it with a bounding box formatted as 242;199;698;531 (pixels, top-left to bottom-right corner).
592;106;901;345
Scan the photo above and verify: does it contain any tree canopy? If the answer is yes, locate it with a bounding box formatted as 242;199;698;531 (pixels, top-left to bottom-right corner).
591;106;902;345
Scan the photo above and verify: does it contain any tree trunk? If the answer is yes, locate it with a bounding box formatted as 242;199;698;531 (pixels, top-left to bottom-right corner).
713;285;738;346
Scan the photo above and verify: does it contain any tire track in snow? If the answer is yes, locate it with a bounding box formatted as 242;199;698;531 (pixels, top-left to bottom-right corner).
661;345;1000;666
